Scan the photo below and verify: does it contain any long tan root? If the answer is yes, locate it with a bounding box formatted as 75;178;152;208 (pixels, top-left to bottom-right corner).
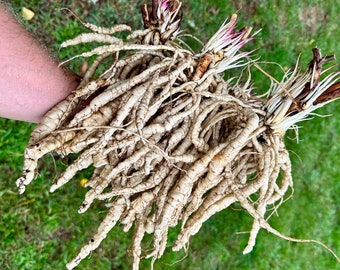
17;1;340;269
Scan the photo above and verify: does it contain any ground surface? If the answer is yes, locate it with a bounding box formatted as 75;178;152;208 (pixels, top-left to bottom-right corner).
1;0;339;269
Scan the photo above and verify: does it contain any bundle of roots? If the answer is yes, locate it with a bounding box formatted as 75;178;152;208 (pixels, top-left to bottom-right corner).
16;1;340;269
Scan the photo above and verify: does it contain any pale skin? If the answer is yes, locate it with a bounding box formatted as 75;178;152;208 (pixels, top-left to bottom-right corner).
0;5;78;123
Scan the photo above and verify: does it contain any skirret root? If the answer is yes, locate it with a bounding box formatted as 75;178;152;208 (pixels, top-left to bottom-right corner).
17;0;340;269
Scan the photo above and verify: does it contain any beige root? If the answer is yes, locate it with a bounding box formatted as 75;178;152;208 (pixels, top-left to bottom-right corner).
16;1;340;269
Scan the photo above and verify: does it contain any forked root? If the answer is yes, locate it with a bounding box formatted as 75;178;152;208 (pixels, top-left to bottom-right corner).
17;0;340;269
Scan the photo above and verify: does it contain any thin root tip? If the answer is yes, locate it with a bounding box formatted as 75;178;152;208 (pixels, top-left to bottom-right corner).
49;186;57;193
242;246;253;255
65;262;75;270
18;186;26;195
172;244;181;252
16;177;27;194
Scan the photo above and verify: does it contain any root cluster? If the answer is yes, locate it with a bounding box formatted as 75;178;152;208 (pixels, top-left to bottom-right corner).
16;1;340;269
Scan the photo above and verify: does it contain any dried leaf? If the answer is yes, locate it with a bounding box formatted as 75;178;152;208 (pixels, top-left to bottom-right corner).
22;7;35;21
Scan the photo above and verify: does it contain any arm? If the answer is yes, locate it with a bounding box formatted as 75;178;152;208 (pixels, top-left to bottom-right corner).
0;5;79;123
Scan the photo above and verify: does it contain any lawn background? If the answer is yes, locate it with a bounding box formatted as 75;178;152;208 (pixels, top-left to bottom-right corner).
0;0;339;269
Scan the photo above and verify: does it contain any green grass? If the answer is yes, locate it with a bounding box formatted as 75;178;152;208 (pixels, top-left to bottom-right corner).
1;0;340;269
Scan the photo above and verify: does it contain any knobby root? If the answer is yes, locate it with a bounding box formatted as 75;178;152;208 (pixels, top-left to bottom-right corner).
16;1;340;269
